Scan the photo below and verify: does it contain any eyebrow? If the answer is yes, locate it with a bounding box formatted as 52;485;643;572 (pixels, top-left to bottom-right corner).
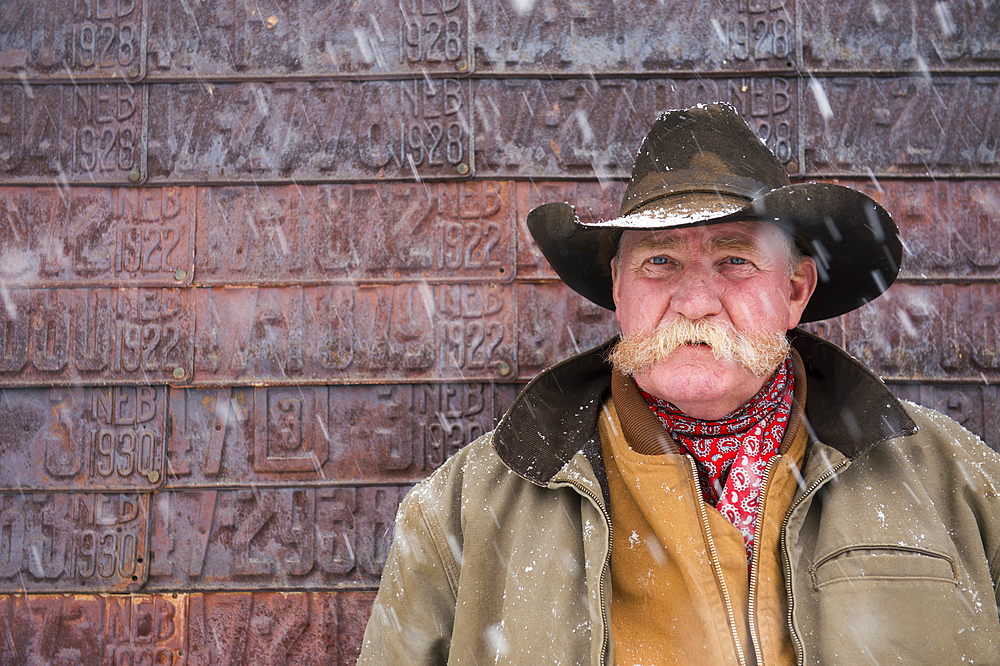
628;233;759;257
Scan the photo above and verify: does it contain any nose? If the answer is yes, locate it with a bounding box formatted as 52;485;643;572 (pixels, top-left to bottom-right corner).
668;272;723;321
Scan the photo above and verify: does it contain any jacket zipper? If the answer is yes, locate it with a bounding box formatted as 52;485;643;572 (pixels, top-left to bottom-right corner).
688;456;748;666
748;454;781;666
781;458;851;664
564;479;613;666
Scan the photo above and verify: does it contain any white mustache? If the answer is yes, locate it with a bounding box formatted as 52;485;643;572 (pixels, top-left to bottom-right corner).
608;317;790;378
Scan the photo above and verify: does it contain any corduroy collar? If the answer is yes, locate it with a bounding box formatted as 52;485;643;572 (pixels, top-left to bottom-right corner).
493;329;917;486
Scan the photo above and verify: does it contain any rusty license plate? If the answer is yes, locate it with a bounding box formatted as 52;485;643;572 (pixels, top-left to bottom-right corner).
0;83;147;184
474;0;797;75
146;79;473;183
0;593;185;666
146;0;471;80
165;383;505;487
803;75;1000;176
0;0;146;83
517;283;620;376
800;0;1000;72
193;284;516;384
888;383;1000;452
0;386;166;491
811;283;1000;382
0;288;193;386
475;76;799;179
146;486;405;590
0;186;194;287
195;182;513;285
0;491;149;592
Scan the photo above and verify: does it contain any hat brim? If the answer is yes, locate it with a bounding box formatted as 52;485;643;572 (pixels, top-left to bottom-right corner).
527;183;901;323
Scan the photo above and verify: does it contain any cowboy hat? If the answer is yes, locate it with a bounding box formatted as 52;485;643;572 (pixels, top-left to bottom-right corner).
527;102;902;323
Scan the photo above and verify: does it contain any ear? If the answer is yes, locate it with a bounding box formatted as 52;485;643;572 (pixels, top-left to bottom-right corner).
786;256;818;329
610;255;621;310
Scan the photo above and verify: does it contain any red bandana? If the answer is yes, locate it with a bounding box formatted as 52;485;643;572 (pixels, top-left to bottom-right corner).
640;357;795;562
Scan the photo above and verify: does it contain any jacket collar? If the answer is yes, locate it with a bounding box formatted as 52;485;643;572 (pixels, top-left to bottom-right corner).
494;329;917;485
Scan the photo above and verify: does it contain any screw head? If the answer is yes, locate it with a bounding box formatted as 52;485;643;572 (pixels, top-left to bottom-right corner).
172;367;186;380
127;65;140;78
175;268;188;281
128;169;141;182
497;362;511;377
148;470;160;484
455;59;468;72
456;162;470;176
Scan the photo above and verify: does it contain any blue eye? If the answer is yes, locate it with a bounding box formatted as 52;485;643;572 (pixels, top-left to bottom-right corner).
728;257;749;265
650;256;669;265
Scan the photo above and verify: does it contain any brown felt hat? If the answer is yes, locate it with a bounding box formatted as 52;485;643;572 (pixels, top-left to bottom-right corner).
526;102;902;323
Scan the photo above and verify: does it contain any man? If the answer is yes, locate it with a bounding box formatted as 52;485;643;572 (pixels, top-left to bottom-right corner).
358;103;1000;664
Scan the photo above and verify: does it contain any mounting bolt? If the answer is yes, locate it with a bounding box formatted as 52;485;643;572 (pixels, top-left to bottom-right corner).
175;269;188;281
497;362;511;377
173;367;186;380
456;162;470;176
128;65;140;78
455;59;468;72
147;470;160;484
128;169;141;182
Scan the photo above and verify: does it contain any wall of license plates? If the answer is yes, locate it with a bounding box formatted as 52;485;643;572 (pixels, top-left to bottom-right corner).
0;0;998;662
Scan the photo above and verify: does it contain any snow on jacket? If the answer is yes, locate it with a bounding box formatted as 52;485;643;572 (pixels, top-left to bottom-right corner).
358;330;1000;665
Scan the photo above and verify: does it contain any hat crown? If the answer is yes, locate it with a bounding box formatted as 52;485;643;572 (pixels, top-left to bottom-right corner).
621;102;791;216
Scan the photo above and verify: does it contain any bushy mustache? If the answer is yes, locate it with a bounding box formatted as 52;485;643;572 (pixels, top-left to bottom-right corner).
608;317;790;378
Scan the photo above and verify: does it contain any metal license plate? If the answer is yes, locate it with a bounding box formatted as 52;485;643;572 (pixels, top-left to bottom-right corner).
146;0;471;80
473;0;797;74
146;486;405;590
0;386;166;491
192;284;516;384
0;593;185;666
475;76;799;178
0;0;146;82
0;288;193;386
802;75;1000;176
515;181;625;281
517;283;619;376
826;179;1000;281
838;283;1000;382
888;383;1000;452
0;186;194;287
165;383;503;487
185;591;375;666
0;491;149;592
194;182;513;285
146;79;473;183
800;0;1000;72
0;83;147;184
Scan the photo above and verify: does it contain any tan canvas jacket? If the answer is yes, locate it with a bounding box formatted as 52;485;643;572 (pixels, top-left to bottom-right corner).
358;331;1000;665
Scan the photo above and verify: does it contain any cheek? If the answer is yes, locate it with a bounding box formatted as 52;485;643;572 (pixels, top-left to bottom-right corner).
615;281;667;335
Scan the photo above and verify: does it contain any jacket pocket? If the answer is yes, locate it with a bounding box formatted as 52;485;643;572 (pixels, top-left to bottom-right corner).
809;545;957;589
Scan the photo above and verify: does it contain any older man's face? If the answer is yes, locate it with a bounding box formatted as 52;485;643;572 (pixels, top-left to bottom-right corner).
611;221;817;420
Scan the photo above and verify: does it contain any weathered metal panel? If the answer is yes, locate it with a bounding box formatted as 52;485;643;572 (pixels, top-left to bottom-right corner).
0;594;186;666
0;0;146;83
473;0;797;75
193;285;517;385
517;283;619;376
0;386;166;491
0;492;149;592
800;0;1000;72
146;0;471;80
475;76;800;178
0;186;194;287
888;383;1000;452
803;75;1000;176
146;486;404;590
166;383;503;487
146;80;474;184
0;83;147;184
194;182;514;286
0;288;193;386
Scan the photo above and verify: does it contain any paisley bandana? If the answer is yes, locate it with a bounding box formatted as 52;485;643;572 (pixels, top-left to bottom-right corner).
640;357;794;562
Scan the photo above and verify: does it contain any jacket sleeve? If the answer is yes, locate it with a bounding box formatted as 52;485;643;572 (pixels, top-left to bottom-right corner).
357;485;459;665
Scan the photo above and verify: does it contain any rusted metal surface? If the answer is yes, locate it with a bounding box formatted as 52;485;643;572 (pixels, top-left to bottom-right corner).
0;591;374;665
145;0;471;80
0;0;146;83
474;0;797;75
0;83;147;184
475;76;800;178
146;79;474;184
0;492;149;592
887;383;1000;452
0;186;194;287
0;386;166;491
166;383;504;487
800;0;1000;72
193;284;516;385
0;288;193;387
146;486;404;590
195;182;513;286
803;75;1000;176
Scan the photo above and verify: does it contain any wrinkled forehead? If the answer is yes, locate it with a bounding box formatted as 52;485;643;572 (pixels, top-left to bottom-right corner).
617;219;787;256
